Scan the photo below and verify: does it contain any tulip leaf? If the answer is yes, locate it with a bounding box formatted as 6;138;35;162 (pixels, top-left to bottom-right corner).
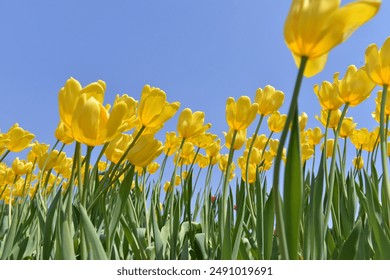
79;205;107;260
283;109;303;260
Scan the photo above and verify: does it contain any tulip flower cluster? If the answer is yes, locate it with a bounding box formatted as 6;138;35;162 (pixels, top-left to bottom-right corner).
1;0;390;261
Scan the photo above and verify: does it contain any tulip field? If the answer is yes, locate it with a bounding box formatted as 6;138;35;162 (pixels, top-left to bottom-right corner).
1;0;390;260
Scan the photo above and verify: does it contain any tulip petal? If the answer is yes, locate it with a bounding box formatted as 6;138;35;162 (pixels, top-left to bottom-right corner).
380;37;390;85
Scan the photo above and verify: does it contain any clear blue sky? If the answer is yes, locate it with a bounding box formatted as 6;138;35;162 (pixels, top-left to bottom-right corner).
1;0;389;166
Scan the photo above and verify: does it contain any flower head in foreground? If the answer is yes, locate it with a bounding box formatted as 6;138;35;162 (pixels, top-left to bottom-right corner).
365;36;390;85
126;135;163;167
284;0;381;77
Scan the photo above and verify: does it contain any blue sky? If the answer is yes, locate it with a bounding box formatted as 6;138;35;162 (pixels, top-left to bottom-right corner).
1;0;389;168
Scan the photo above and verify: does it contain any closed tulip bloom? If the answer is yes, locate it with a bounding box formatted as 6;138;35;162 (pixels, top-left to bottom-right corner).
6;123;35;152
205;139;221;159
58;78;106;128
0;134;10;156
71;94;127;146
255;85;285;116
350;128;371;150
269;139;279;156
365;36;390;85
226;96;258;131
146;162;160;174
338;65;376;106
372;91;390;122
126;135;163;167
192;133;217;149
353;157;364;169
340;117;357;138
163;132;181;156
246;134;268;151
306;127;323;146
299;112;309;131
177;108;211;140
321;139;335;158
224;129;247;150
54;156;73;178
285;0;381;77
268;111;287;133
105;134;133;164
313;75;344;111
196;154;210;169
316;109;342;129
12;157;33;176
240;163;257;183
113;94;138;131
55;121;74;144
138;85;180;133
301;143;314;163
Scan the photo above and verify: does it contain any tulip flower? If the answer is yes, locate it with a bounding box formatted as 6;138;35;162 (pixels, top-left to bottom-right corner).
226;96;258;131
137;85;180;134
5;123;35;152
353;156;364;169
177;108;211;141
268;112;287;133
12;157;33;176
365;36;390;86
254;85;285;116
71;94;127;146
126;135;163;167
305;127;323;147
313;74;344;111
163;132;181;156
350;128;371;150
105;134;133;164
315;109;342;129
322;139;335;158
340;117;357;138
338;65;376;106
285;0;381;77
223;128;246;150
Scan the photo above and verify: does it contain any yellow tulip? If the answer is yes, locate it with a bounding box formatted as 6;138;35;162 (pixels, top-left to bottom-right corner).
113;94;138;131
12;157;33;176
246;134;267;151
54;121;74;144
54;156;73;178
223;129;246;150
137;85;180;133
163;132;181;156
0;133;10;156
126;135;163;167
192;133;217;149
350;128;371;150
146;162;160;174
315;109;342;129
321;139;335;158
313;75;343;111
205;139;221;164
285;0;381;77
301;143;314;163
365;36;390;85
353;157;364;169
240;163;257;183
196;154;210;169
299;112;309;131
71;94;127;146
177;108;211;141
269;139;279;156
268;111;287;133
5;123;35;152
340;117;357;138
306;127;323;147
226;96;258;131
254;85;285;116
372;91;390;122
58;77;106;129
105;134;133;164
338;65;376;106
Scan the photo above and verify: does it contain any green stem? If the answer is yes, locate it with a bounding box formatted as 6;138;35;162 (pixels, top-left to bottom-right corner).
324;103;349;233
272;55;307;260
379;85;390;208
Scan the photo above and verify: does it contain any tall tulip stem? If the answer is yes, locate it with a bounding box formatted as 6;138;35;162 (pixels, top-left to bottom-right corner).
380;85;390;205
272;56;307;260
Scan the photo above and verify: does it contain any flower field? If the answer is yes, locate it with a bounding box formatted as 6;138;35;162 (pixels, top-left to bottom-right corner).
1;0;390;260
